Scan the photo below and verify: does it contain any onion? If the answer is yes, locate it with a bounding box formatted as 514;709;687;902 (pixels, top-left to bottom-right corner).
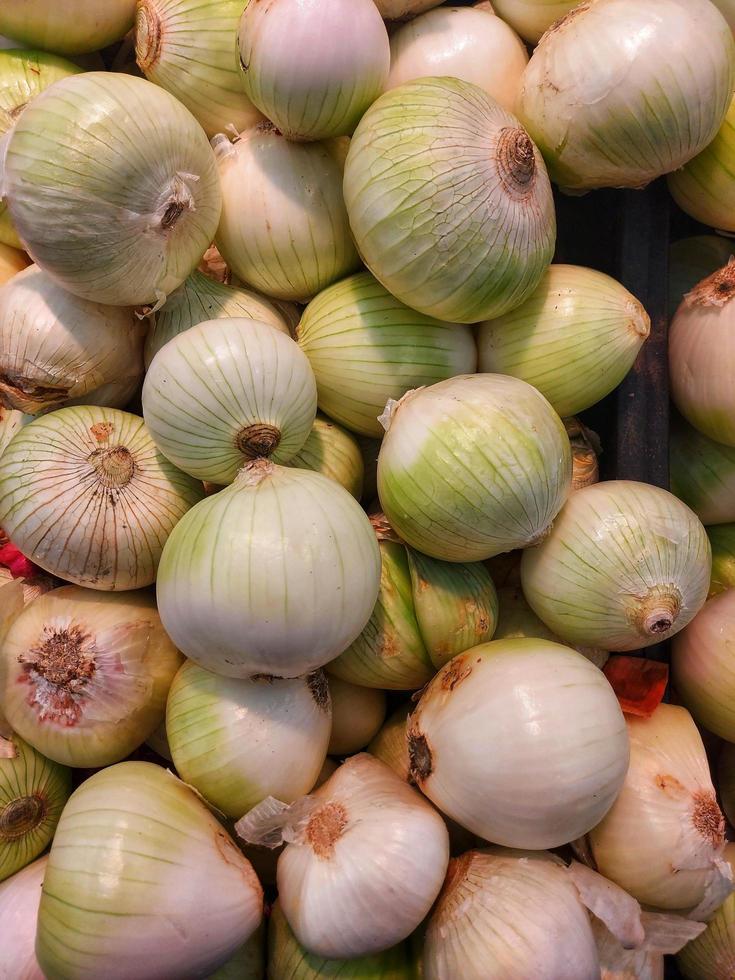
237;0;390;142
166;662;332;818
0;731;70;882
566;418;601;492
344;77;555;323
377;374;572;562
0;2;136;55
708;524;735;596
386;6;528;114
135;0;263;138
521;480;711;651
296;272;476;438
408;638;628;848
594;912;706;980
518;0;735;191
0;406;204;590
3;72;222;307
375;0;444;18
586;703;731;914
477;265;650;416
713;0;735;34
490;0;579;43
287;414;364;499
670;261;735;446
157;460;381;678
0;406;29;457
677;844;735;978
0;855;47;980
145;720;172;764
0;243;28;284
368;703;411;782
671;417;735;525
0;265;144;414
669;236;734;317
328;676;387;756
208;923;265;980
718;742;735;828
36;761;263;980
143;270;291;368
142;318;317;484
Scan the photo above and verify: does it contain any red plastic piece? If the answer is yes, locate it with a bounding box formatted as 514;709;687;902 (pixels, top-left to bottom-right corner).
603;656;669;717
0;538;40;580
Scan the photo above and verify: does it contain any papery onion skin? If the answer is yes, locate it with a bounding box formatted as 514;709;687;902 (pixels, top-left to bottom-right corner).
521;480;711;651
157;461;381;679
669;236;734;318
408;638;628;849
328;676;387;756
519;0;735;191
477;265;650;417
490;0;579;43
0;855;46;980
707;524;735;596
36;761;263;980
677;844;735;979
368;704;411;782
566;418;601;492
670;417;735;525
287;414;364;499
0;1;136;54
344;76;555;323
0;406;204;591
0;733;70;882
4;72;222;308
378;374;572;562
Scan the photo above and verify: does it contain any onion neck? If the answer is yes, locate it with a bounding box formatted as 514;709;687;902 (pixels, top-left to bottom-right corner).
235;423;281;460
630;585;683;639
157;174;196;235
89;445;135;488
235;458;276;488
496;128;537;201
135;1;161;72
692;790;725;848
0;794;46;841
686;259;735;308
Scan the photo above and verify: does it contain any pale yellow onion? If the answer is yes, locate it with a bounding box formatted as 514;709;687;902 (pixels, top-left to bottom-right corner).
566;417;601;492
0;855;47;980
707;524;735;596
678;844;735;978
718;741;735;830
367;703;411;782
0;1;136;54
328;676;387;756
0;265;144;414
0;406;29;456
375;0;444;18
669;236;734;318
0;406;204;590
286;414;364;500
0;243;28;283
491;0;579;43
670;417;735;525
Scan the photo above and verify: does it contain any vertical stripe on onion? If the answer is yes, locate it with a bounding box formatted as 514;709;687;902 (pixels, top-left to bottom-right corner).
286;414;364;500
0;1;136;54
3;72;222;308
378;374;572;562
344;77;556;323
490;0;579;43
368;704;411;782
521;480;711;650
328;676;387;756
0;855;47;980
0;405;204;590
677;844;735;979
670;417;735;525
707;524;735;596
566;418;601;492
669;236;734;318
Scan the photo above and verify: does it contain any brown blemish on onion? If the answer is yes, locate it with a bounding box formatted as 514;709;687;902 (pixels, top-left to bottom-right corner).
135;1;162;72
440;655;472;692
692;790;725;847
686;258;735;308
407;729;433;784
306;670;330;711
90;421;114;442
496;128;537;201
306;801;347;858
89;445;135;489
235;423;281;460
656;773;687;794
0;374;68;413
0;794;46;841
19;624;95;726
630;585;682;639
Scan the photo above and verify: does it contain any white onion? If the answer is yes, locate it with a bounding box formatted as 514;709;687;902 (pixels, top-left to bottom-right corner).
327;676;387;756
490;0;579;43
0;856;46;980
344;77;556;323
518;0;735;191
0;2;136;55
669;236;734;317
677;844;735;978
670;417;735;525
287;414;364;500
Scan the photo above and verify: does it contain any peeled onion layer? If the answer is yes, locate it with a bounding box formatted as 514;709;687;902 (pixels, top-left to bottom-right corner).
669;236;734;317
3;72;222;308
377;374;572;562
0;1;136;54
328;675;387;755
0;855;47;980
0;405;204;590
36;762;263;980
297;271;477;438
521;480;712;651
707;523;735;596
344;76;556;323
677;843;735;979
287;414;364;500
477;264;650;416
518;0;735;191
670;417;735;525
490;0;579;43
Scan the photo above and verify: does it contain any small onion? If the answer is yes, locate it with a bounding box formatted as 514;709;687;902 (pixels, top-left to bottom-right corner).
677;844;735;979
0;265;144;414
368;704;411;782
566;418;601;492
669;236;734;318
3;72;222;307
718;741;735;828
0;406;29;457
166;662;332;818
386;6;528;114
0;855;47;980
237;0;390;142
707;524;735;596
0;1;136;54
670;417;735;525
328;676;387;756
0;406;204;590
490;0;579;43
142;318;317;484
518;0;735;191
157;460;381;678
521;480;711;651
375;0;444;18
0;243;28;283
36;761;263;980
0;731;70;882
377;374;572;562
286;413;364;500
408;638;628;848
477;265;650;417
135;0;263;138
344;77;556;323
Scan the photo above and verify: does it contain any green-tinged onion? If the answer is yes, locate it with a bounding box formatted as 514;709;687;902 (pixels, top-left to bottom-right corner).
214;126;360;303
0;406;30;457
157;460;381;678
671;417;735;525
707;524;735;596
386;6;528;114
296;272;477;438
518;0;735;191
166;662;332;818
328;676;387;756
344;77;556;323
677;843;735;978
3;72;222;307
0;731;70;882
669;236;734;318
368;704;411;782
142;318;317;484
237;0;390;142
477;265;650;416
135;0;263;138
36;761;263;980
718;742;735;828
0;242;28;282
566;418;601;492
1;585;183;768
408;638;628;848
268;899;413;980
208;923;266;980
143;270;291;368
670;261;735;447
0;265;144;414
377;374;572;562
375;0;444;18
490;0;579;43
0;406;204;590
0;2;136;55
287;414;364;499
0;855;47;979
521;480;711;651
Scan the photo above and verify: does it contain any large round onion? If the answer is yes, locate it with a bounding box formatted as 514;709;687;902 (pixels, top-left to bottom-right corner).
490;0;579;43
0;855;47;979
3;72;222;307
518;0;735;191
157;460;381;678
670;417;735;525
669;236;734;317
344;77;556;323
521;481;711;650
377;374;572;562
0;1;136;54
407;638;628;848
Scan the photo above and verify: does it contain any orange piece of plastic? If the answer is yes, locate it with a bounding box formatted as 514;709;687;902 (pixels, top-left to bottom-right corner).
603;655;668;717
